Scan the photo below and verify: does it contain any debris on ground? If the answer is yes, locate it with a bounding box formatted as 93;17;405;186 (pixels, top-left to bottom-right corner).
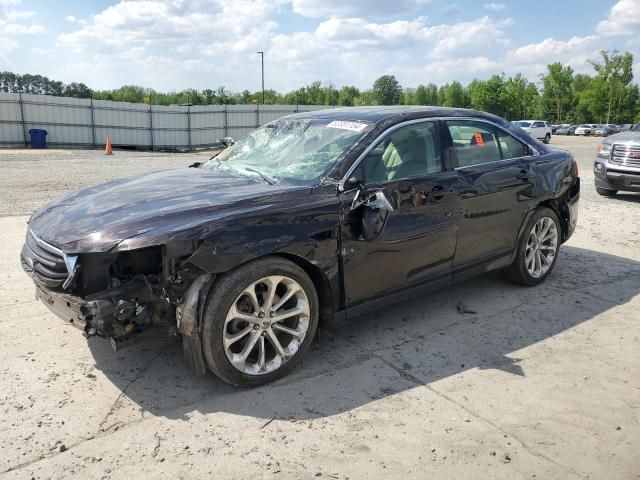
456;302;477;314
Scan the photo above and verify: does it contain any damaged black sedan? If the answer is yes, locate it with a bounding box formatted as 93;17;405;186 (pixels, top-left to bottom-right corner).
21;107;580;386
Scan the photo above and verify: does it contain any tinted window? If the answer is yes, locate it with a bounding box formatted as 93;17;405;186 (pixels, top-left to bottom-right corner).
447;121;502;167
447;121;529;167
532;121;545;127
358;122;441;183
496;130;529;159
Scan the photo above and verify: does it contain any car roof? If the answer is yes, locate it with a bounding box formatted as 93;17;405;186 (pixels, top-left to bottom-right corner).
283;105;505;124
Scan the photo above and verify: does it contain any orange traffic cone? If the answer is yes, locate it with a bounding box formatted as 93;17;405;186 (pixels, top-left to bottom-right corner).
105;136;113;155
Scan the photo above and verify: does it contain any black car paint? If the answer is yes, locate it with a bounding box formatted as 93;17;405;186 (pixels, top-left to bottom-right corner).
22;106;580;370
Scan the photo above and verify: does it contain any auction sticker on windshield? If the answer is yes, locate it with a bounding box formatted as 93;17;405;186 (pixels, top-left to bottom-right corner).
326;121;368;132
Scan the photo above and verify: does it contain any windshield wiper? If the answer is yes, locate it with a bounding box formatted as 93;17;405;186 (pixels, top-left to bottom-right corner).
244;167;278;185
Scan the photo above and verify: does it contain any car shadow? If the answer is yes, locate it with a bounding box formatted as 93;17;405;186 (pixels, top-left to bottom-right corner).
609;193;640;203
88;245;640;422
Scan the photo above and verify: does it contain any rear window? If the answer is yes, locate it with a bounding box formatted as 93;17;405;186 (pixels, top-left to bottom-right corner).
447;120;529;167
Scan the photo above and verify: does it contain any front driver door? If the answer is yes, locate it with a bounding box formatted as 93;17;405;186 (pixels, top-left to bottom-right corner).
339;120;459;306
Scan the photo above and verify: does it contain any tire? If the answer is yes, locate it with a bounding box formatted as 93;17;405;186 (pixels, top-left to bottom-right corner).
543;133;551;144
596;187;618;196
201;256;319;386
504;207;561;286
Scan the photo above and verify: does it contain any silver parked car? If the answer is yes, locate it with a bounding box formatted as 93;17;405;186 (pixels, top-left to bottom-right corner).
594;123;640;196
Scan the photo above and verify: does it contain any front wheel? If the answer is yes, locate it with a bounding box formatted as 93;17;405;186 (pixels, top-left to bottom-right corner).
504;208;561;286
201;257;319;386
543;133;551;144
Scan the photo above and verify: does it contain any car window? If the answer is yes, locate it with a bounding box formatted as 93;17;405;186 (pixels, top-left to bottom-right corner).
496;130;529;159
532;121;544;127
446;121;502;167
357;122;442;183
446;121;530;167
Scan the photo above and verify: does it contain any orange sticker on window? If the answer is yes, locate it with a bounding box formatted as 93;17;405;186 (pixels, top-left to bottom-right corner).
474;132;485;146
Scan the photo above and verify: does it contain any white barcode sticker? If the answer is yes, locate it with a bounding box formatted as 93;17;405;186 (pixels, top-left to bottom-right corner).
326;121;368;132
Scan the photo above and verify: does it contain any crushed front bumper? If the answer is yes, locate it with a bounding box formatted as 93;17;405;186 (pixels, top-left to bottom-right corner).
34;284;123;336
35;284;90;331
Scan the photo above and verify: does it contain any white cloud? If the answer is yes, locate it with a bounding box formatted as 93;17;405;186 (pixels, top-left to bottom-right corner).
58;0;283;52
52;1;514;91
31;47;51;55
509;35;599;65
596;0;640;36
2;0;629;93
0;0;45;63
291;0;429;18
484;3;505;10
310;15;511;56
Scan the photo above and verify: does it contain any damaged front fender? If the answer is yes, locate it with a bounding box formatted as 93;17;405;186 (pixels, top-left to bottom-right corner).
176;274;214;375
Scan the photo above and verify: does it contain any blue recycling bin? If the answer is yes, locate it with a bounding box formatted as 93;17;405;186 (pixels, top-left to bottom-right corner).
28;129;47;149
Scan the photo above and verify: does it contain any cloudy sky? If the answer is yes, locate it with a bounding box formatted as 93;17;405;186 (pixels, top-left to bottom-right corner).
1;0;639;92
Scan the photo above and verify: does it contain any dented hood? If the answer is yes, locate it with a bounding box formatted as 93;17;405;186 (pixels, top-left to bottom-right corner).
28;168;310;253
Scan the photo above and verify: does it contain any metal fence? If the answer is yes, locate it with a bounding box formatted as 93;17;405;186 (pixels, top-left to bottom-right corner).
0;92;333;150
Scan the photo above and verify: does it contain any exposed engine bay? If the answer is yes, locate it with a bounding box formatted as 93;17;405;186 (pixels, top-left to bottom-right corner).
22;233;212;373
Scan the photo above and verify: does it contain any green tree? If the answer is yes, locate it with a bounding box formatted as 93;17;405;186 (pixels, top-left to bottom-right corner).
540;63;574;122
441;81;467;107
63;82;92;99
468;75;504;115
589;49;634;123
338;86;360;106
372;75;402;105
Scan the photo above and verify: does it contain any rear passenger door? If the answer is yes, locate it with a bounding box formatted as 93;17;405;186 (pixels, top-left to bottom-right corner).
444;120;537;273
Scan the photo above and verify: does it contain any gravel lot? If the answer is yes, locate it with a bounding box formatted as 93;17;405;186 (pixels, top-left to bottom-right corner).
0;149;213;217
1;137;639;479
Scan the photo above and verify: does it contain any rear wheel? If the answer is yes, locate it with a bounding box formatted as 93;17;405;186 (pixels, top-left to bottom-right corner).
596;187;617;196
201;257;319;386
504;208;561;286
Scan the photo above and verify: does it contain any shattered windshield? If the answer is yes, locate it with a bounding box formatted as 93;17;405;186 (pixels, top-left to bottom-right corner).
203;118;372;185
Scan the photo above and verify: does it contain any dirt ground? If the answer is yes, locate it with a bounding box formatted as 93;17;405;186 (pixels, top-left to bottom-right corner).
0;137;639;479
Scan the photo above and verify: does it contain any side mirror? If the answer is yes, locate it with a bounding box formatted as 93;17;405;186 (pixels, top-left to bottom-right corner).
220;137;235;147
359;190;394;242
363;190;394;212
342;176;364;192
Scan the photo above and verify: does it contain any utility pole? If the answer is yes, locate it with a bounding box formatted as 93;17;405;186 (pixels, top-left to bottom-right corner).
257;51;265;104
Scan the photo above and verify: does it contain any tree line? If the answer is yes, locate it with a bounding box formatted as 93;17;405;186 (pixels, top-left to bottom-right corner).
1;49;638;123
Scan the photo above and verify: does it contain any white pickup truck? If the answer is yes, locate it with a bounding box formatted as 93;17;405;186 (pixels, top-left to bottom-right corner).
513;120;552;144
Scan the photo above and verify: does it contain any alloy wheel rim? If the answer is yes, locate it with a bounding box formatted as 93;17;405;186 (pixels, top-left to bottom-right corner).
525;217;558;279
223;275;310;375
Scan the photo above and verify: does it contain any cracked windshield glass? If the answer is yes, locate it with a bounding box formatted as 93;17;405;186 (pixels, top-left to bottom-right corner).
204;119;371;185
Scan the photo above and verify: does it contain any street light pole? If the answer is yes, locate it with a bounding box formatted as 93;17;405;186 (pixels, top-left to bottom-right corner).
257;51;265;104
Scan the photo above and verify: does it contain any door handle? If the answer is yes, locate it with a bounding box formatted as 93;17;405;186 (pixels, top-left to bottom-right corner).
424;185;451;201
